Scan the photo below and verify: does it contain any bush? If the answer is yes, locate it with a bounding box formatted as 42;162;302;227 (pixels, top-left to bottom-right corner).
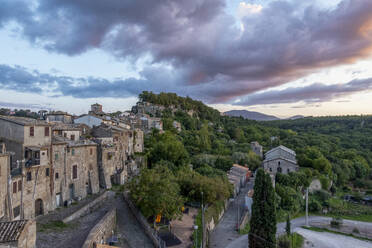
278;235;290;248
309;199;322;212
330;217;343;229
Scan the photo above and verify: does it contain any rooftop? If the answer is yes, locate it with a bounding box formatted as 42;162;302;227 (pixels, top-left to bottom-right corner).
0;220;28;243
265;145;296;156
0;115;50;126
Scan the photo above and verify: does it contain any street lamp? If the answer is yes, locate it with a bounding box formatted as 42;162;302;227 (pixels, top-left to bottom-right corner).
193;225;198;248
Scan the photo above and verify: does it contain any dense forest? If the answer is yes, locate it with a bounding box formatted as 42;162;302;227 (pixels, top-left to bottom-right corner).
131;92;372;222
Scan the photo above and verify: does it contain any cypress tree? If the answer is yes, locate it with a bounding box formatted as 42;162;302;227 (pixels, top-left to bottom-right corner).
286;214;291;237
249;168;277;248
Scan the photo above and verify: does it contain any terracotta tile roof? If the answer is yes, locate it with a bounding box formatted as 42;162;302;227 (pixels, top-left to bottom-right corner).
0;220;28;243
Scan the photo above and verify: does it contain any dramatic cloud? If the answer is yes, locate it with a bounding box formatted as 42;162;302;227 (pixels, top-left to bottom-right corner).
234;78;372;106
1;0;372;103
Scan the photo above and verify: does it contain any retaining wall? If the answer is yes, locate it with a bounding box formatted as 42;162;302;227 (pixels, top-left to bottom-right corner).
81;208;116;248
63;191;113;223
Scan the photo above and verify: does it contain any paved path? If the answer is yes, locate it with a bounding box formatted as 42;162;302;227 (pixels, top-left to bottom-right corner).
209;178;254;248
36;193;154;248
113;195;154;248
225;216;372;248
295;227;372;248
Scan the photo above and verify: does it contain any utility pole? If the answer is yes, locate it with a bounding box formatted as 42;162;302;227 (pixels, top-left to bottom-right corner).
201;191;204;248
305;187;309;227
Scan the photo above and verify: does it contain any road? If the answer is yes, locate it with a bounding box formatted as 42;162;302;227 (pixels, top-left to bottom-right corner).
209;177;254;248
225;216;372;248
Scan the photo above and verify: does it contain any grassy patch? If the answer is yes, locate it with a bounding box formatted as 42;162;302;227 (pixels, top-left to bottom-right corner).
192;210;202;248
38;221;76;232
277;210;305;223
302;226;372;242
277;233;304;248
322;213;372;223
239;222;250;235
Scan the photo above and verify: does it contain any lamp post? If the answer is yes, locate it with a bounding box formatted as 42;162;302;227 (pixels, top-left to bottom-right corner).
194;225;198;248
201;191;204;248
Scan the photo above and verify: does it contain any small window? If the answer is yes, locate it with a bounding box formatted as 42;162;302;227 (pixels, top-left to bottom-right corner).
13;206;20;218
89;164;93;170
287;168;290;173
71;149;75;156
64;133;67;138
46;168;50;177
27;172;32;181
107;153;112;160
55;172;59;179
13;182;17;194
45;127;49;136
90;148;93;155
71;135;75;141
18;180;22;192
269;168;272;172
72;165;77;179
55;153;59;161
30;127;34;137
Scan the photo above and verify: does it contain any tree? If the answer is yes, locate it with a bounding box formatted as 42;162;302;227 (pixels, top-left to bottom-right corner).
148;131;189;167
129;165;184;220
285;214;291;237
249;169;277;248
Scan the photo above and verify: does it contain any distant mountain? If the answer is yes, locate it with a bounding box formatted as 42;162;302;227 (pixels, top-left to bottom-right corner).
224;110;280;121
287;115;305;120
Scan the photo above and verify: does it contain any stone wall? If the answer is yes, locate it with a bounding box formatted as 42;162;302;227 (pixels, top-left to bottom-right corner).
81;208;116;248
0;154;9;219
123;192;166;248
63;191;112;223
17;219;36;248
263;159;298;175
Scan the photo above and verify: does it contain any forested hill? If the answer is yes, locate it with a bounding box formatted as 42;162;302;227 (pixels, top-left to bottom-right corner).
139;91;220;121
139;91;372;192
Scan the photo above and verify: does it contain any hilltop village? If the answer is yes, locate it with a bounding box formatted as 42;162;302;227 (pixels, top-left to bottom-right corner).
0;94;372;248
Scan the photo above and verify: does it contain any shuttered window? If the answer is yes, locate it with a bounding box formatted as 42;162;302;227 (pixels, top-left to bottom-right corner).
72;165;77;179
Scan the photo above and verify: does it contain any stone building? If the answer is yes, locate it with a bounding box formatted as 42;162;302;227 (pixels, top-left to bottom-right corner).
46;111;73;124
263;145;299;175
250;141;263;158
92;124;144;189
51;123;81;141
0;220;36;248
0;149;10;220
0;116;54;219
74;114;115;128
52;137;100;207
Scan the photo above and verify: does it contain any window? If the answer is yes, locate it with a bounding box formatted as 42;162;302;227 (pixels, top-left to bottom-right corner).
269;168;272;172
72;165;77;179
287;168;290;173
89;164;93;170
71;149;75;156
107;153;112;160
64;133;67;138
55;153;59;161
278;161;281;166
90;148;93;155
44;127;49;136
27;172;32;181
13;182;17;193
13;206;20;218
55;172;59;179
277;167;282;173
30;127;34;137
18;180;22;192
46;168;50;177
71;135;75;141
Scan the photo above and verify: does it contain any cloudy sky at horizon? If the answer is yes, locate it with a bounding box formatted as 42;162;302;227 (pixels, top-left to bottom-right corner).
1;0;372;117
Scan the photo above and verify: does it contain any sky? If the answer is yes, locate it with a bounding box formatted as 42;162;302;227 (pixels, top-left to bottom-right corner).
1;0;372;118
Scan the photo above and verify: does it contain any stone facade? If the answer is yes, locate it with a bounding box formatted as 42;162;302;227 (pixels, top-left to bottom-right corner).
46;112;73;124
250;141;263;158
0;219;36;248
263;145;299;175
81;208;116;248
0;153;9;220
